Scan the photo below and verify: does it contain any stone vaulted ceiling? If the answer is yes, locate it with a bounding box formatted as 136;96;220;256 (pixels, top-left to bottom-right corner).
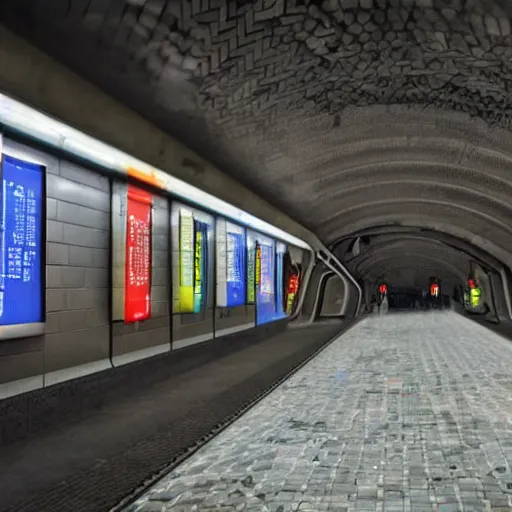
1;0;512;290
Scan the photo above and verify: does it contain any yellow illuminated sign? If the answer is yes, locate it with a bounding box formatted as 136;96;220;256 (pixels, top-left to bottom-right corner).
247;246;255;304
255;245;261;288
194;229;203;313
179;211;194;312
470;287;482;308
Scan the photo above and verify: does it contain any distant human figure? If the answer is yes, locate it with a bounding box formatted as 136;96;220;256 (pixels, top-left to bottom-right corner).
380;295;389;315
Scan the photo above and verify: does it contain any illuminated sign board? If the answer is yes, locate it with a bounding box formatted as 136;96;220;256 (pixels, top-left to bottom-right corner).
470;287;482;308
216;220;246;308
226;229;246;307
256;240;277;325
286;274;299;315
0;155;44;327
247;244;256;304
179;210;195;313
430;283;439;297
256;244;262;289
226;230;246;306
125;185;152;323
379;284;387;294
193;221;208;313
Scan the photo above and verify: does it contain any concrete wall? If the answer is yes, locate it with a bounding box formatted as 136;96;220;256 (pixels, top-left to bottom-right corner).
0;137;306;398
0;137;111;394
298;262;328;323
319;274;346;317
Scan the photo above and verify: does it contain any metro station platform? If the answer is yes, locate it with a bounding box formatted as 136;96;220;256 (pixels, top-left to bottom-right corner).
127;312;512;512
0;322;344;512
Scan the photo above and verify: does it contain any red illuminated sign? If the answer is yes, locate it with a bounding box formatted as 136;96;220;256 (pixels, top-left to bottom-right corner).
430;283;439;297
287;274;299;295
286;274;299;315
379;284;387;294
125;184;152;323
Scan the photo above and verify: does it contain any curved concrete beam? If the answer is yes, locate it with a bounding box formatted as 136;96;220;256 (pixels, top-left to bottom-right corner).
347;236;478;270
349;239;471;278
323;206;512;265
318;193;512;232
332;227;504;272
356;253;468;284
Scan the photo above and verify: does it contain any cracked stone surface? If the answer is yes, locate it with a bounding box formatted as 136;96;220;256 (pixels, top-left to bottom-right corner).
125;311;512;511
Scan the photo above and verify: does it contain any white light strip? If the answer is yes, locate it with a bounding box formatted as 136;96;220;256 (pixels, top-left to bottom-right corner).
0;94;310;250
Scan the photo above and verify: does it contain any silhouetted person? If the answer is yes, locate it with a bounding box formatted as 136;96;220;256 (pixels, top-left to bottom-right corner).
380;295;389;315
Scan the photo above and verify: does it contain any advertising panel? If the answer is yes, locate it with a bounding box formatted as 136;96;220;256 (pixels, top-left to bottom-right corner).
247;240;256;304
226;226;245;307
124;184;152;323
179;209;195;313
176;207;212;314
193;220;208;313
256;237;277;325
0;155;44;327
216;220;246;308
275;250;285;317
286;274;299;315
216;219;228;307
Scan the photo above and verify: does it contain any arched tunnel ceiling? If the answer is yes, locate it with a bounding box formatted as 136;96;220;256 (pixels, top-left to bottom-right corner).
1;0;512;289
344;236;471;286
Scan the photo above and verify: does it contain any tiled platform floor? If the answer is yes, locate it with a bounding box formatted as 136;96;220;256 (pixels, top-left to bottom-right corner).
127;312;512;512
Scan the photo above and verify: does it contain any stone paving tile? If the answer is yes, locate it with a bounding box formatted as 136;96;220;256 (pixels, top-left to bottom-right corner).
126;312;512;512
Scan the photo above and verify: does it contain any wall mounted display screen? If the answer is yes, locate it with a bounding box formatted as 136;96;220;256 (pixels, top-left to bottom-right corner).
286;274;299;315
216;220;246;308
176;207;212;314
247;241;256;304
0;155;44;327
193;220;208;313
179;209;195;313
256;237;277;325
125;184;152;323
226;227;245;307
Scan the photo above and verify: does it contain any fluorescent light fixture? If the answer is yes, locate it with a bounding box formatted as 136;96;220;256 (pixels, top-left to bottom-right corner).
0;93;310;250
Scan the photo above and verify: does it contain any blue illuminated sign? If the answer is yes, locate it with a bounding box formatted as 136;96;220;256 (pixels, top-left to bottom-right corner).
256;242;277;325
226;231;246;307
0;155;44;325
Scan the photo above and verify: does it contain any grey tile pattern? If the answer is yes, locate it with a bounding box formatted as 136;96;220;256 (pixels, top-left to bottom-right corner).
127;312;512;511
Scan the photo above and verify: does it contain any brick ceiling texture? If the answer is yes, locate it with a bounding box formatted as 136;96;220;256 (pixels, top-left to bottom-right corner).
1;0;512;290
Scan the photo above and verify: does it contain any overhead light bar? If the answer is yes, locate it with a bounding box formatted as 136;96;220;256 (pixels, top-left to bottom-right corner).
0;93;310;250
